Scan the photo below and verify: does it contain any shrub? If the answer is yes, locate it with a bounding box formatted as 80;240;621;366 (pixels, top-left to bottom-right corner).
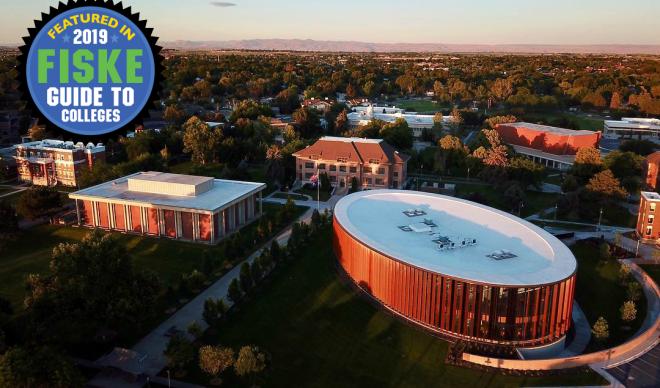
591;317;609;342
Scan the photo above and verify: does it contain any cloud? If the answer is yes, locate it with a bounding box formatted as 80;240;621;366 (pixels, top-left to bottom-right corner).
210;1;237;7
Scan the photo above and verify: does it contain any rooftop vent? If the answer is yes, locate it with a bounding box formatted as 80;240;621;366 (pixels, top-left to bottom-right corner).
487;250;517;261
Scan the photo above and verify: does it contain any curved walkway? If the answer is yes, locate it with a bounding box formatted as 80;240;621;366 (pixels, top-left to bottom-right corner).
461;261;660;379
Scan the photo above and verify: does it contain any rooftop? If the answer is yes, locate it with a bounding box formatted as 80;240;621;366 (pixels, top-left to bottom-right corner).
605;118;660;130
293;136;410;165
334;190;576;286
498;122;598;136
70;172;266;212
16;139;105;152
641;191;660;201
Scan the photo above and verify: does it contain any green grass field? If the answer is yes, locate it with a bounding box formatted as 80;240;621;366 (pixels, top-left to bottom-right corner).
0;203;305;314
271;192;309;201
640;265;660;287
295;186;331;202
572;241;647;352
454;183;559;218
521;112;604;132
188;228;605;387
396;99;445;113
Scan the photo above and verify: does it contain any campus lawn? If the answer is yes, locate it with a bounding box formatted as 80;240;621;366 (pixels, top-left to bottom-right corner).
396;99;445;113
640;265;660;287
295;186;332;202
270;192;308;201
0;203;306;315
454;183;560;218
521;112;604;132
571;241;648;352
188;228;606;387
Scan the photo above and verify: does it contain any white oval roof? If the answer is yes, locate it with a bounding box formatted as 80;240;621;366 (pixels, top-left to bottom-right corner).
334;190;576;287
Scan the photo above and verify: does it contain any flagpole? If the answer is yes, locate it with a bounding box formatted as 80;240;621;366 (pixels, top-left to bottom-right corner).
317;168;320;211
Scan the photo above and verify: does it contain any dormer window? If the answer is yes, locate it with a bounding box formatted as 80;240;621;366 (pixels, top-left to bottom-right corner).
369;159;380;164
337;157;347;163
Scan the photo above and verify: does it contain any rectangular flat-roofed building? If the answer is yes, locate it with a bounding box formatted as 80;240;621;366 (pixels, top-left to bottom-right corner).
637;191;660;243
69;172;266;244
604;118;660;143
495;122;601;170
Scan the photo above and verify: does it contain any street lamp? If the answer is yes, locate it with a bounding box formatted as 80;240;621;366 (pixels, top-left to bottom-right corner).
554;203;558;221
467;167;470;181
316;168;320;211
597;207;604;231
519;201;525;217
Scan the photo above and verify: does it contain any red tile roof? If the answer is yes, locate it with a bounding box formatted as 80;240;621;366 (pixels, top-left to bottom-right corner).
293;137;409;165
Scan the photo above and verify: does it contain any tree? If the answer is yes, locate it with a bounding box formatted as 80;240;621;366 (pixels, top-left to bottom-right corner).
234;345;267;378
610;91;622;110
379;118;413;150
334;110;348;134
187;321;203;338
199;345;234;383
292;107;321;138
591;317;609;342
16;186;62;221
507;157;546;188
250;260;263;283
164;334;195;372
319;172;331;193
484;115;517;129
24;230;161;345
0;201;17;252
203;298;227;327
227;278;242;303
491;78;513;101
627;281;642;302
575;147;602;165
0;346;83;387
503;182;526;211
239;262;253;294
349;176;359;193
572;147;603;183
586;170;628;200
164;105;186;124
620;301;637;324
481;129;508;167
619;139;656;156
599;241;612;261
265;145;285;187
28;124;47;141
183;116;223;165
270;240;283;263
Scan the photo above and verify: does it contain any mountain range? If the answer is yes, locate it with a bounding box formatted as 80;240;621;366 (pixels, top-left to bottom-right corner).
162;39;660;54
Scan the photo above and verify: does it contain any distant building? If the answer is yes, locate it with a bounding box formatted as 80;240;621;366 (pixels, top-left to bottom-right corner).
301;98;334;113
10;139;105;187
347;105;453;139
604;118;660;143
636;191;660;243
495;122;601;171
292;136;409;190
69;171;266;244
643;151;660;190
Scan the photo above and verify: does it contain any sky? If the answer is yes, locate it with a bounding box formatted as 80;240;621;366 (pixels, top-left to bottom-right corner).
2;0;659;45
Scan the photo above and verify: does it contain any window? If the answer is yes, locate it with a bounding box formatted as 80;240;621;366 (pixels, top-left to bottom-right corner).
337;157;347;163
369;158;379;164
393;180;398;187
318;163;326;170
649;215;655;224
646;226;653;236
330;165;337;172
305;173;313;179
377;168;385;175
305;162;315;169
330;175;337;182
339;165;346;172
393;171;398;177
363;167;371;174
349;166;357;173
375;178;384;185
651;203;657;212
366;178;373;185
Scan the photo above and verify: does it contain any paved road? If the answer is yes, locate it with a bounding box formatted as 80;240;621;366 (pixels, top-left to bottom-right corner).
607;343;660;388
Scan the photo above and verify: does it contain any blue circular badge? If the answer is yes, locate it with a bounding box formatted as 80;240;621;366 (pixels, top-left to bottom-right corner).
24;4;157;136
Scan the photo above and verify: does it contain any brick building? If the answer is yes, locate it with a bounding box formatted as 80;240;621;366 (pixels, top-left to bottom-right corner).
13;139;105;187
69;172;266;244
495;122;601;170
293;136;409;190
643;151;660;190
636;191;660;243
